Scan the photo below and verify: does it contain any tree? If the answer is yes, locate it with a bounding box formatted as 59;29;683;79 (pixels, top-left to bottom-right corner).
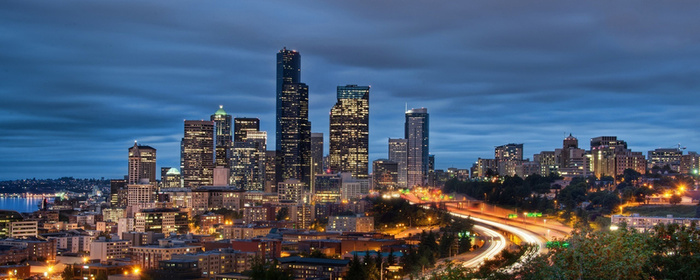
250;258;293;280
308;250;327;259
61;265;74;280
276;207;289;221
512;227;652;279
559;182;587;210
346;253;365;280
364;251;380;280
96;270;108;280
438;232;455;258
386;248;396;266
622;168;642;183
458;235;472;254
670;194;682;205
645;222;700;279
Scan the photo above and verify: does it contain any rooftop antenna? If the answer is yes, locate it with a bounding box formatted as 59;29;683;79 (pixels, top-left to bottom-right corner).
405;102;408;112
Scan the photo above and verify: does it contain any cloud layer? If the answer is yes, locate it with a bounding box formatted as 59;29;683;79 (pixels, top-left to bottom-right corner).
2;0;700;179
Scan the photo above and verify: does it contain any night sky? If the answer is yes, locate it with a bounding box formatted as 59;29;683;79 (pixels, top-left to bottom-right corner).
2;1;700;180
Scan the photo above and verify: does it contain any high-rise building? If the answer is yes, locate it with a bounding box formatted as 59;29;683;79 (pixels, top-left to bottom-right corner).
534;151;557;176
428;155;435;186
556;134;590;178
234;118;261;143
264;151;277;193
681;152;700;174
160;167;181;188
275;48;311;187
128;142;156;185
388;139;408;188
181;120;215;189
211;106;233;168
278;179;304;202
231;131;267;191
495;143;523;176
110;179;127;208
372;159;398;191
474;158;498;178
127;184;156;206
314;174;342;203
134;208;189;234
340;173;369;201
311;133;324;176
329;85;369;179
648;148;683;172
590;136;646;177
310;132;324;194
405;108;429;187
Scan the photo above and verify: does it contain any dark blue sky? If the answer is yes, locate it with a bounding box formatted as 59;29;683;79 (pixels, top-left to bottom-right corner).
2;1;700;180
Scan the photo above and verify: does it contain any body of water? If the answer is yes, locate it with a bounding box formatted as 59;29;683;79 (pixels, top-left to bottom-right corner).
0;197;46;213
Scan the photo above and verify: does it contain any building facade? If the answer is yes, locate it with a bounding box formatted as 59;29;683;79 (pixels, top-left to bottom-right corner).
211;106;233;168
314;174;342;203
278;179;304;202
311;133;324;177
89;238;131;261
590;136;646;177
326;215;374;233
181;120;215;189
275;48;311;188
388;139;408;188
648;148;683;172
134;208;189;234
329;85;369;179
495;143;523;176
127;184;156;206
233;117;260;143
230;131;267;191
405;108;429;187
128;143;157;185
372;159;398;191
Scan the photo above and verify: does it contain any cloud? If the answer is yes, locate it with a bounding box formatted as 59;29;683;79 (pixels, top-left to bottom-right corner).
1;0;700;179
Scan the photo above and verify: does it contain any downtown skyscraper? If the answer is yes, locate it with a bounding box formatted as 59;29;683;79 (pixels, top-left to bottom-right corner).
329;85;369;179
128;142;156;185
405;108;429;187
275;47;311;187
389;138;408;188
211;106;232;168
234;117;260;143
181;120;215;189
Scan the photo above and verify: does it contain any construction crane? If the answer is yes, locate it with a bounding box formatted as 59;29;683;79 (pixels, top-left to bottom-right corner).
678;143;687;152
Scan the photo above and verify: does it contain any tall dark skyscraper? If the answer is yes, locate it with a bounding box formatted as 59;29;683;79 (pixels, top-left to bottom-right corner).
329;85;369;179
275;47;311;187
234;117;260;143
311;132;324;176
405;108;429;187
389;138;408;188
181;120;215;189
211;106;232;167
128;142;156;185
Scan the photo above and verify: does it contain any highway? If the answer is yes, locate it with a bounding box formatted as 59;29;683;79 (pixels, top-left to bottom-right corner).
410;224;507;279
461;225;507;268
404;193;556;273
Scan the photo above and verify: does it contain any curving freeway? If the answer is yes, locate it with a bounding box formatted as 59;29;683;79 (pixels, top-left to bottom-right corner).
404;193;560;272
462;224;507;268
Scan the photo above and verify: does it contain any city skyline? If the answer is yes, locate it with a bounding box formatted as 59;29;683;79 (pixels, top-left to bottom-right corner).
2;1;700;179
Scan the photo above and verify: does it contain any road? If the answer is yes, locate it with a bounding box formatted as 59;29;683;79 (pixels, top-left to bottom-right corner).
461;225;507;268
403;193;565;273
409;224;508;279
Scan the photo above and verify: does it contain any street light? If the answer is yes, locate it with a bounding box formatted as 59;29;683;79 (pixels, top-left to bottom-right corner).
380;261;384;280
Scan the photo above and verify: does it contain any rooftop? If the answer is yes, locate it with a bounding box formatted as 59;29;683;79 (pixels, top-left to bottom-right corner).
214;105;228;116
277;256;350;266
